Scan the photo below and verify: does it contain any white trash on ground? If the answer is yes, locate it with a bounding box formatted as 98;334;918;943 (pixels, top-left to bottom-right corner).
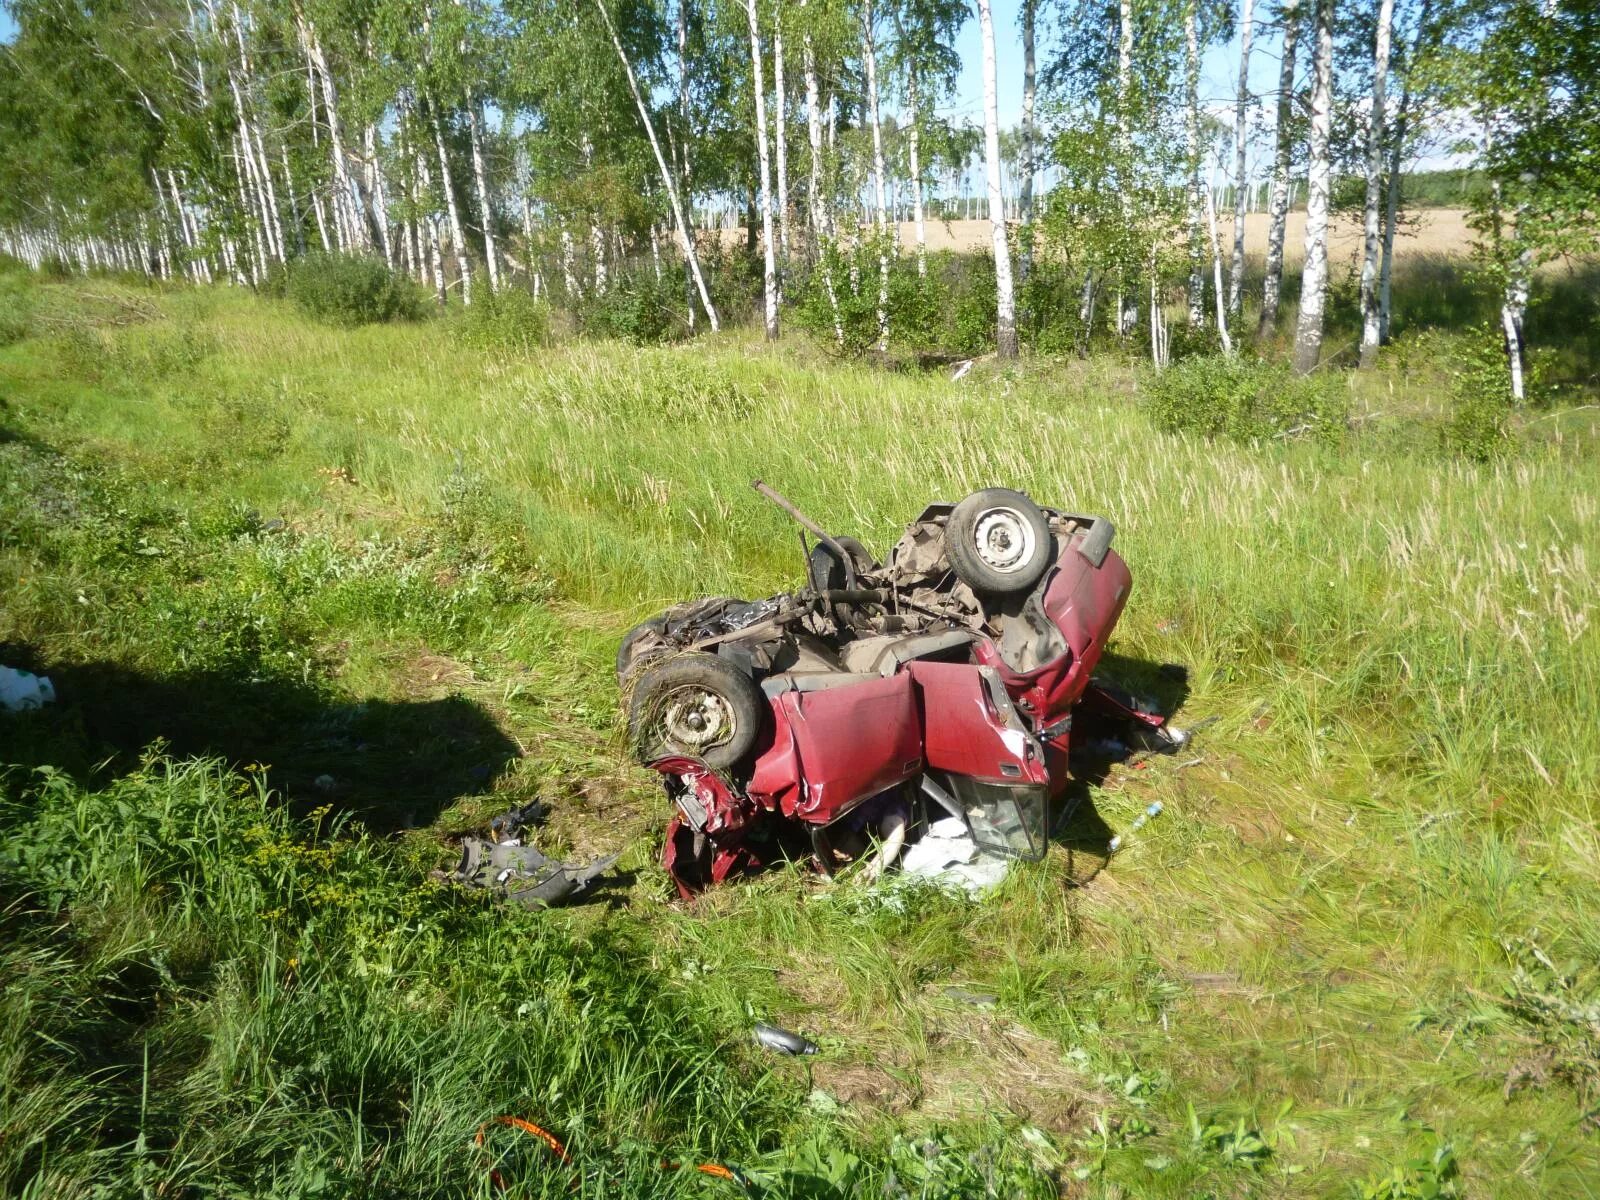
0;666;55;712
899;816;1013;897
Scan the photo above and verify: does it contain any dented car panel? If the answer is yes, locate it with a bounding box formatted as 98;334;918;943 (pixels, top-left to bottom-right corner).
621;484;1165;896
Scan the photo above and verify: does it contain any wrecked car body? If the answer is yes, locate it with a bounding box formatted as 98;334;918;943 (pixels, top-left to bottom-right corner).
618;483;1175;896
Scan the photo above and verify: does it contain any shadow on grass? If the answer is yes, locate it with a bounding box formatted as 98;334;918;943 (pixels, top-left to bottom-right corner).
0;646;521;833
1051;650;1193;886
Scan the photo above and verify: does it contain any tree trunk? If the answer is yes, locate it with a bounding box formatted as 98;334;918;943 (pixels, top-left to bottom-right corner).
860;0;889;351
976;0;1017;359
365;124;393;265
907;58;927;276
1228;0;1255;316
1020;0;1036;277
1184;0;1205;327
1356;0;1394;366
1115;0;1136;335
466;99;499;294
773;8;791;272
1207;176;1234;354
745;0;780;339
593;0;718;329
802;10;843;346
1292;0;1333;373
432;105;473;306
1261;0;1301;333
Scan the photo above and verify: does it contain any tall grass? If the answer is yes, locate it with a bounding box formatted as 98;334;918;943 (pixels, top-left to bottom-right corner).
1;275;1597;1195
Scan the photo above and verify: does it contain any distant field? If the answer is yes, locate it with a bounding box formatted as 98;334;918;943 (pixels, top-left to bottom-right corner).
722;208;1482;264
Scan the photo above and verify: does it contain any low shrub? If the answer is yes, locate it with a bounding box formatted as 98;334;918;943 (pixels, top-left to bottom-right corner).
453;285;551;353
1146;354;1350;445
0;275;34;346
1440;326;1521;461
577;268;685;344
284;253;421;326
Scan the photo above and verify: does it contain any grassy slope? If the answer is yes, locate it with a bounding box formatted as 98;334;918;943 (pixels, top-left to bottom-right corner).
1;276;1598;1197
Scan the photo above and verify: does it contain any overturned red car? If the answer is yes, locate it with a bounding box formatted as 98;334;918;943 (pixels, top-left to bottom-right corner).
617;483;1175;896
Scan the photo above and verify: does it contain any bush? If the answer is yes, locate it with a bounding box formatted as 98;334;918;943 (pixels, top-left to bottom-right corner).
578;269;687;344
0;275;35;347
453;286;551;353
284;253;420;326
1146;354;1350;445
1441;327;1519;461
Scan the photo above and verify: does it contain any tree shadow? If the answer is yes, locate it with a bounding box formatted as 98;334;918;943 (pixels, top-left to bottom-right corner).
0;646;521;833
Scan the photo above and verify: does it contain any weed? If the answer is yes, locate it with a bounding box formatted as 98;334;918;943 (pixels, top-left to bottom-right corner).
452;285;551;353
285;253;422;326
1358;1142;1462;1200
1146;353;1350;444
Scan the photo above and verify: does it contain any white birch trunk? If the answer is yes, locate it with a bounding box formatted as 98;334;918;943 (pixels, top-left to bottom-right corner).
433;107;473;305
466;100;499;294
977;0;1017;358
1292;0;1333;373
593;0;719;330
1185;0;1205;327
1358;0;1395;366
365;124;393;265
860;0;888;350
908;60;927;276
1019;0;1036;276
1206;176;1234;354
745;0;780;339
1228;0;1255;316
1262;0;1300;332
1115;0;1136;335
773;11;791;270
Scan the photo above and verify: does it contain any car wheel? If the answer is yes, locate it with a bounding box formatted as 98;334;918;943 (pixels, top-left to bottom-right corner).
946;488;1053;594
627;652;765;770
615;616;669;681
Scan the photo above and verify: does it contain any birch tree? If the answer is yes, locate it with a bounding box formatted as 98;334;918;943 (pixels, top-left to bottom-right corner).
1260;0;1300;332
1291;0;1332;374
744;0;779;339
1227;0;1255;316
975;0;1017;358
1357;0;1394;367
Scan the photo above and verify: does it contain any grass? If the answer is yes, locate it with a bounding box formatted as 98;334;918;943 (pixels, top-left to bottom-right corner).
1;266;1598;1197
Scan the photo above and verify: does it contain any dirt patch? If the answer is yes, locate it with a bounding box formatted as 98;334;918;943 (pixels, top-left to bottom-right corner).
809;1007;1106;1134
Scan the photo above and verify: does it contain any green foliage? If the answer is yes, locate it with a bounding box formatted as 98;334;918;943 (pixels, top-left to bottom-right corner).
1359;1143;1461;1200
578;268;685;344
1440;327;1519;461
1186;1104;1271;1169
1145;354;1349;445
0;273;35;346
285;253;421;327
453;285;552;353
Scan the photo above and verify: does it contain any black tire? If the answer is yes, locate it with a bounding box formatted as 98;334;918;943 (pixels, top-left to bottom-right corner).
945;488;1053;595
806;536;877;591
627;652;765;770
615;616;669;681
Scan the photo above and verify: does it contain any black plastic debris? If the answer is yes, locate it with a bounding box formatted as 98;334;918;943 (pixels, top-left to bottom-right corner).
446;837;620;908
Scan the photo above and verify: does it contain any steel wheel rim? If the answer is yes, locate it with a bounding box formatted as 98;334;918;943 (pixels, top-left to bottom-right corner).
660;686;737;753
973;507;1037;574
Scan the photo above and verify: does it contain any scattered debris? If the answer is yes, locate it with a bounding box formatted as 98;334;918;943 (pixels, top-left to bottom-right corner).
0;666;55;712
1108;801;1164;855
753;1023;819;1055
950;359;975;381
445;836;620;908
900;817;1013;897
